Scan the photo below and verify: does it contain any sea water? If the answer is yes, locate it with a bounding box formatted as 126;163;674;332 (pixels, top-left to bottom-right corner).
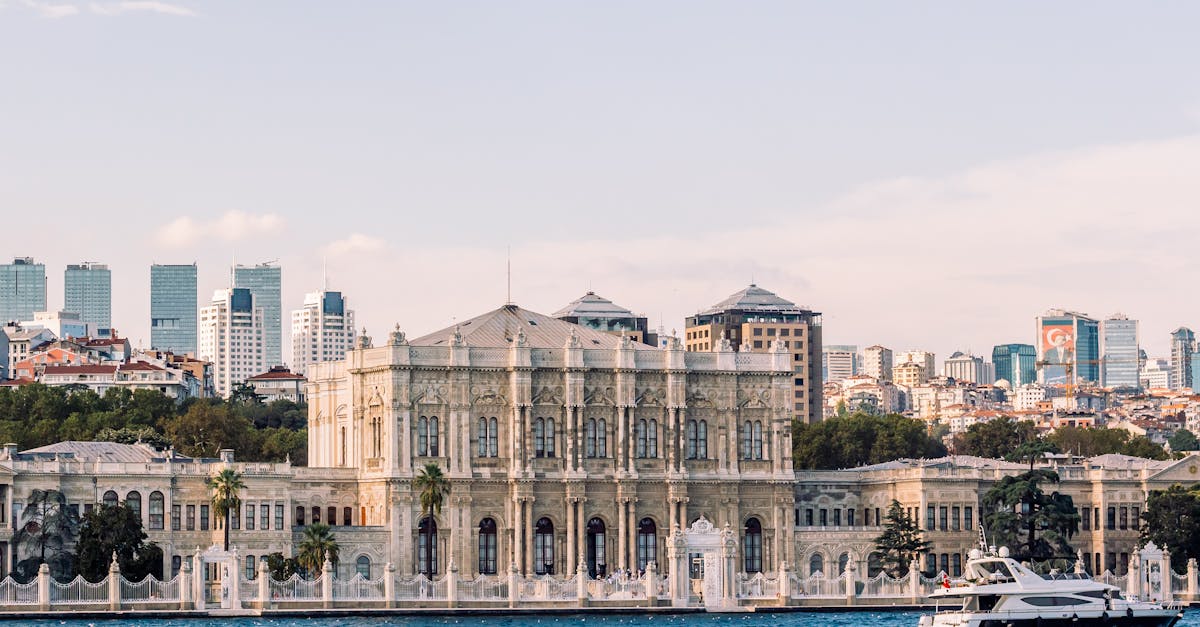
16;611;1200;627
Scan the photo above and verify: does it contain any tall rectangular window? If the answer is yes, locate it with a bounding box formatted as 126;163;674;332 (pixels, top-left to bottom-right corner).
1107;507;1116;530
939;506;948;531
261;504;270;530
275;504;284;530
964;507;973;530
1081;507;1091;531
833;509;841;527
186;504;196;531
926;505;935;531
171;504;181;531
951;506;960;532
1119;507;1128;530
200;505;210;531
245;504;255;530
847;509;856;527
819;509;827;526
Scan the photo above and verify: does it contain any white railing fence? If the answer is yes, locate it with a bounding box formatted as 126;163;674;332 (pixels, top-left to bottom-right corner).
49;576;107;604
458;576;507;601
861;572;907;598
332;573;386;600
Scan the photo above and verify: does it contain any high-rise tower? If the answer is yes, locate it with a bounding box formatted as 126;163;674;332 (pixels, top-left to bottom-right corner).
234;262;282;367
150;263;198;354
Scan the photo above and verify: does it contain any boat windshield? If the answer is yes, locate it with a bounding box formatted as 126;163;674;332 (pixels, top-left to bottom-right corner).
970;560;1014;582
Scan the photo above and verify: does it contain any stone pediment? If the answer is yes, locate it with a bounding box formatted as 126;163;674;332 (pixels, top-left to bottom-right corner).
532;386;564;406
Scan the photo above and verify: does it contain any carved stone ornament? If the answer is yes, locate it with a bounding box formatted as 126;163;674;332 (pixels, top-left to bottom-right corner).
389;324;407;346
689;515;717;535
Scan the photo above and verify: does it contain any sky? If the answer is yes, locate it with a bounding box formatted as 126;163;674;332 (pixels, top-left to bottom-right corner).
2;1;1200;367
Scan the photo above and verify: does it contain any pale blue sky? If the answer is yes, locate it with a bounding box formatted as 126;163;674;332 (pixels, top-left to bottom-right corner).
3;1;1199;364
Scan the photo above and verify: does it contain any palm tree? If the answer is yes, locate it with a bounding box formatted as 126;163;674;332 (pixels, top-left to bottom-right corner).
414;462;450;575
14;489;80;580
206;468;245;551
296;523;339;578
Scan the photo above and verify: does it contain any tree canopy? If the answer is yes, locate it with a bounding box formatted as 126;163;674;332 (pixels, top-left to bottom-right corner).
953;417;1037;458
1142;484;1200;571
1169;429;1200;452
14;489;80;580
874;500;929;577
75;504;162;582
792;412;947;470
0;384;306;464
982;469;1079;562
1047;426;1167;460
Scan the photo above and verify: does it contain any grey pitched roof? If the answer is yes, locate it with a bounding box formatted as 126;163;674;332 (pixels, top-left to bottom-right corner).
851;455;1026;472
701;284;810;315
410;305;658;351
1085;453;1172;470
20;441;181;463
552;292;637;319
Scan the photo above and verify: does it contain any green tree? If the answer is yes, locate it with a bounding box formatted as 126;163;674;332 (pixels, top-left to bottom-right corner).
206;468;245;552
161;402;252;458
266;551;300;580
1006;439;1060;470
1169;429;1200;452
296;523;339;577
792;412;947;470
1124;436;1168;460
953;417;1036;458
229;382;262;406
1142;484;1200;570
982;469;1079;562
874;500;930;576
414;462;450;575
75;504;163;581
14;489;81;580
96;425;171;448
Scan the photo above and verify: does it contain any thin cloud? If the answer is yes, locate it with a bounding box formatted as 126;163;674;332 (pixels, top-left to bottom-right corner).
18;0;79;18
323;233;386;257
156;211;284;247
89;1;195;16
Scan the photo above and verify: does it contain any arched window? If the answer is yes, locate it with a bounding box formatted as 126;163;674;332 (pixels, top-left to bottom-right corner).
149;491;165;530
752;421;763;460
586;518;606;578
102;490;118;508
417;417;428;456
343;507;352;526
478;518;497;574
647;419;658;458
585;419;596;457
356;555;371;579
809;552;824;576
246;555;256;580
838;552;850;575
428;417;439;457
126;491;142;522
544;418;555;457
327;506;337;526
534;418;545;457
743;518;762;573
478;417;488;457
371;415;382;458
868;552;884;578
296;506;306;526
312;506;321;524
741;421;753;460
418;516;438;575
488;417;498;457
685;420;698;459
697;420;708;458
636;518;657;571
597;419;607;457
534;517;555;575
635;419;646;458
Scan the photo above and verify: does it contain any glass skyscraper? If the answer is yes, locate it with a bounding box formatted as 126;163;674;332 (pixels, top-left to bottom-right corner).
1101;314;1139;390
0;257;47;323
234;262;282;368
151;263;198;354
1036;309;1100;385
64;262;112;332
1170;327;1195;390
991;343;1036;387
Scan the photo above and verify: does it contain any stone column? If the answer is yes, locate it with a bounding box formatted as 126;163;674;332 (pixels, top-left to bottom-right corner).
844;561;856;605
447;560;459;608
512;496;524;575
778;561;791;604
193;547;206;610
257;559;270;609
524;498;535;575
565;407;576;472
322;558;334;608
617;407;628;475
1128;553;1141;599
180;559;193;610
228;551;241;610
1188;558;1197;601
680;498;689;530
617;498;628;571
37;563;50;611
108;553;120;611
909;559;921;602
645;561;658;603
566;498;577;575
576;555;588;607
385;562;396;608
629;498;639;571
507;562;520;608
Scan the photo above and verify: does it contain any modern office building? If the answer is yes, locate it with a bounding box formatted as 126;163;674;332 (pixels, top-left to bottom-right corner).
291;290;355;377
234;262;282;368
1169;327;1196;391
991;344;1036;387
862;345;893;382
198;288;265;397
553;291;657;347
943;352;991;384
1036;310;1100;385
151;264;198;354
822;345;858;383
1100;315;1140;390
0;258;47;324
685;284;823;423
64;263;112;332
20;310;94;340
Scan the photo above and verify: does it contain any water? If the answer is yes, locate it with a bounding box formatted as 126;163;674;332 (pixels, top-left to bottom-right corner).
13;611;1200;627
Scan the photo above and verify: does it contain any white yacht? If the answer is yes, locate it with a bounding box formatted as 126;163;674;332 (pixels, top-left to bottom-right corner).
918;546;1182;627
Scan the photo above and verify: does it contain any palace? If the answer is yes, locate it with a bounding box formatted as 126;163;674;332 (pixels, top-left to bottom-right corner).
0;299;1195;593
